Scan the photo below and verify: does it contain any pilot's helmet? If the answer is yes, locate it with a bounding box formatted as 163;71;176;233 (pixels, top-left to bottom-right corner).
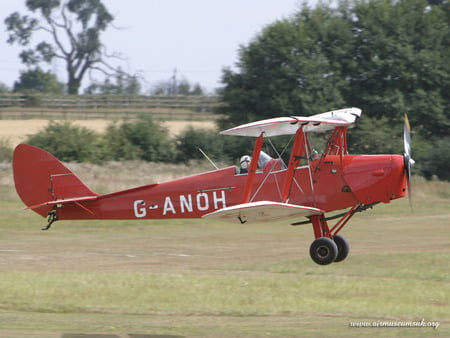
240;155;251;169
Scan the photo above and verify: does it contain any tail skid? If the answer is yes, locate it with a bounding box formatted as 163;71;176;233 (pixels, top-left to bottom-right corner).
13;144;99;225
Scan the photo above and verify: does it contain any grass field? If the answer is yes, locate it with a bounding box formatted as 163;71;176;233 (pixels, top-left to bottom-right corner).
0;161;449;337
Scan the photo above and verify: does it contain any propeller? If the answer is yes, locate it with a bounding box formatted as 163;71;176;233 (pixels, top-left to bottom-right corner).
403;114;415;207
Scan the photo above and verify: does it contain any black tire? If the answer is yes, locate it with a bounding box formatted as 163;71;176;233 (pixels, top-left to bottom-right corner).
333;235;350;262
309;237;338;265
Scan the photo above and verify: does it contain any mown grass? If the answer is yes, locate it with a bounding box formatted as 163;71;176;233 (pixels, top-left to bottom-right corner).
1;257;448;318
0;164;449;337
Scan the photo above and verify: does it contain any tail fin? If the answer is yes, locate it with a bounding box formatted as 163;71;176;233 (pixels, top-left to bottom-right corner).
13;144;98;217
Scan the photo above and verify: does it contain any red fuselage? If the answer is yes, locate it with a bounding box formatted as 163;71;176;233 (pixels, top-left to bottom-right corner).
55;154;407;221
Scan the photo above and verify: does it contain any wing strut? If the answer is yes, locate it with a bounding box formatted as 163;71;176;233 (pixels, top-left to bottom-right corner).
281;126;305;202
241;133;264;203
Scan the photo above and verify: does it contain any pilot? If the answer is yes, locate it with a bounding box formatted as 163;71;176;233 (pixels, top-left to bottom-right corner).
310;149;320;161
239;155;251;174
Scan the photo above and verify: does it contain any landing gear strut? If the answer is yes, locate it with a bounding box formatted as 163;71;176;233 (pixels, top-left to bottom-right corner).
306;204;365;265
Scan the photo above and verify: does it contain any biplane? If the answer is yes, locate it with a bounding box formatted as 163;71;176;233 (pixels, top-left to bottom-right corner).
13;107;414;265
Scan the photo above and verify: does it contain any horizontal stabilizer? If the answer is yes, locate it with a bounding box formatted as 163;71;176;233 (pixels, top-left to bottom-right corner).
26;195;99;210
202;201;323;224
221;107;362;137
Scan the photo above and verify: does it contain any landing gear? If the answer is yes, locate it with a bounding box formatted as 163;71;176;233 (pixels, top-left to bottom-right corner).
42;209;58;231
310;237;338;265
333;234;350;262
293;204;376;265
309;235;350;265
306;209;357;265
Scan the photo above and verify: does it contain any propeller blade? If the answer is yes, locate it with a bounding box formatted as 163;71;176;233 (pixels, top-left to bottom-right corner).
404;114;411;159
403;114;414;209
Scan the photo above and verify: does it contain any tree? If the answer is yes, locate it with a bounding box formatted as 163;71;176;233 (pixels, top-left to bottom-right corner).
419;137;450;181
0;82;10;93
150;77;204;95
5;0;120;94
218;5;349;128
346;0;450;137
219;0;449;128
177;79;204;95
13;67;64;93
84;70;142;94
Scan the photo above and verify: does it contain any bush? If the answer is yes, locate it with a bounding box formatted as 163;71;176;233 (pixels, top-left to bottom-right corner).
23;117;178;163
101;122;142;161
102;116;176;162
175;126;255;164
25;121;102;162
0;138;13;162
175;127;223;162
418;137;450;181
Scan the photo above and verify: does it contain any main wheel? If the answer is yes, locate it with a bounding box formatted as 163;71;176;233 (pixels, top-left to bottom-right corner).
333;235;350;262
309;237;338;265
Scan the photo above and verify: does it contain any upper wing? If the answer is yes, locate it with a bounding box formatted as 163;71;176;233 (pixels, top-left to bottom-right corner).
221;107;362;137
202;201;323;224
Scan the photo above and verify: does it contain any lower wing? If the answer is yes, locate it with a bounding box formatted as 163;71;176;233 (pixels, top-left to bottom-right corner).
202;201;323;224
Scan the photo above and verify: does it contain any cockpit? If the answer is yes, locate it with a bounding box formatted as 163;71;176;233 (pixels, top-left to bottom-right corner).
236;151;277;175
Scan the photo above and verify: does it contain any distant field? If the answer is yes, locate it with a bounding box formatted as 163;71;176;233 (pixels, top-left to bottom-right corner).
0;119;216;147
0;159;449;337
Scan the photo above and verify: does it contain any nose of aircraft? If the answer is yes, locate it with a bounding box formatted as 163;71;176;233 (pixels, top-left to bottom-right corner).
343;154;407;204
391;154;409;201
344;115;414;206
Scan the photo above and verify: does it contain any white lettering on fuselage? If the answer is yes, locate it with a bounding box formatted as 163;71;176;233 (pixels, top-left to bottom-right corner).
163;197;176;215
196;193;209;211
180;194;193;213
133;191;227;218
133;200;146;218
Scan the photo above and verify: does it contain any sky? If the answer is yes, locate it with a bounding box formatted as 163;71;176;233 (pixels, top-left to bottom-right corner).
0;0;311;93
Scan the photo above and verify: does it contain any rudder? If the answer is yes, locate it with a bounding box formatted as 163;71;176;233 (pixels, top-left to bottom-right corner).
13;144;98;217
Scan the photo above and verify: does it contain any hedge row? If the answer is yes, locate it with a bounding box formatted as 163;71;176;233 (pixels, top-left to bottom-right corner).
1;116;449;180
1;116;254;165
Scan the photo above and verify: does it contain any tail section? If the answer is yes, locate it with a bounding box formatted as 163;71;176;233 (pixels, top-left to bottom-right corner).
13;144;98;218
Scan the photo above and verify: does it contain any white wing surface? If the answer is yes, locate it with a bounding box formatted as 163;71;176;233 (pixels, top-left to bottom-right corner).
221;107;362;137
202;201;323;224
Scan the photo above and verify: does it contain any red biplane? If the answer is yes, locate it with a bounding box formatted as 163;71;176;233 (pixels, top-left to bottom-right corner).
13;107;414;265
